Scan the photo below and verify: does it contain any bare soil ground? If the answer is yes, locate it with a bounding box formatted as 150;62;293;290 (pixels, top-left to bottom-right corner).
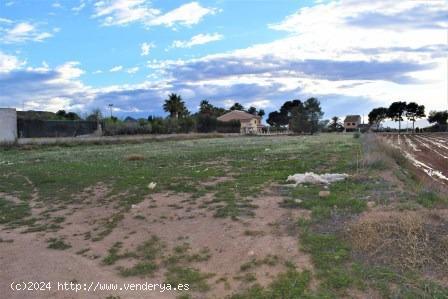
1;183;312;299
3;134;446;298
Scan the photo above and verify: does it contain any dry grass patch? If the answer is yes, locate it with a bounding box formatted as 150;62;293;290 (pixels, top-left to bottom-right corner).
348;210;448;277
125;154;145;161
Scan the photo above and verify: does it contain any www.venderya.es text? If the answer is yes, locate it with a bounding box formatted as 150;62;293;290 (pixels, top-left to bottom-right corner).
10;281;188;293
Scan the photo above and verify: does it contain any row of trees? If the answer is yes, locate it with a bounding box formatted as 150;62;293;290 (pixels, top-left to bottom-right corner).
96;94;265;135
368;101;426;132
369;101;448;132
97;94;324;135
162;93;265;119
51;93;325;135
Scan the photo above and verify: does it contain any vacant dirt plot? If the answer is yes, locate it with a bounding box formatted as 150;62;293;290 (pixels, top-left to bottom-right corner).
1;134;447;298
1;190;312;299
1;136;328;298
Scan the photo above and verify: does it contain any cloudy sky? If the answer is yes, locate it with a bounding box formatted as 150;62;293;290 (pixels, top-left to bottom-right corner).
0;0;447;121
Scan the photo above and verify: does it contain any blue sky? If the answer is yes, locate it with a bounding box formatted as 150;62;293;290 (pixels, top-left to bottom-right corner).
0;0;447;122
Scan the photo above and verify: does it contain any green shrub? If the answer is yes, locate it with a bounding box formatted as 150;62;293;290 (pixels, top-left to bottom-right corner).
197;115;218;133
103;119;152;135
179;117;196;133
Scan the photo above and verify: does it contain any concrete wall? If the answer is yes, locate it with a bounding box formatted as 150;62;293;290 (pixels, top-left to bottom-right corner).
0;108;17;144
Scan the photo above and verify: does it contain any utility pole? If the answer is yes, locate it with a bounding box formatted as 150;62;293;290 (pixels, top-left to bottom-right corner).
108;104;113;118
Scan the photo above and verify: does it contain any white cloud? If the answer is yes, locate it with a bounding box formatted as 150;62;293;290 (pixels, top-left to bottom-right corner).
72;0;86;13
0;51;25;72
1;1;446;118
1;22;54;43
222;99;235;109
245;99;272;109
171;33;223;49
94;0;160;26
0;18;13;23
26;97;71;112
0;59;92;113
110;65;123;72
265;1;447;62
145;0;447;114
140;42;154;56
126;66;139;74
93;70;103;74
93;0;218;28
149;2;219;28
56;61;84;79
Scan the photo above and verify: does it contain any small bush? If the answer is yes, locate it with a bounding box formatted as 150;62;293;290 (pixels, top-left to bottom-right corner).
47;238;71;250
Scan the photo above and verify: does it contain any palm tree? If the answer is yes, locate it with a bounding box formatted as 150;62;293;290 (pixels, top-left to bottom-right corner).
329;116;343;132
199;100;214;115
163;93;187;118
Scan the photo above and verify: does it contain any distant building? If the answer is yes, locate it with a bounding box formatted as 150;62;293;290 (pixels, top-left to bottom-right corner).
217;110;263;134
343;115;362;132
124;116;138;123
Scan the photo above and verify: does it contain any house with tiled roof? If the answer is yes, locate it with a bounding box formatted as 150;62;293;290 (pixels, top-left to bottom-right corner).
217;110;263;134
343;115;362;132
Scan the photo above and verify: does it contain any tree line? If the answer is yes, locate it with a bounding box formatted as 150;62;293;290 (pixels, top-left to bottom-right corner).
44;93;325;135
369;101;448;132
84;93;269;135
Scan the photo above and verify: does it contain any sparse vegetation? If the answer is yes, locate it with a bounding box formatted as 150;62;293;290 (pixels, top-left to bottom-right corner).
120;262;159;277
165;266;213;292
47;237;71;250
0;198;30;224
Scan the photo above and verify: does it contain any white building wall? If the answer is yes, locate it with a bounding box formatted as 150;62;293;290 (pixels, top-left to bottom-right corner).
0;108;17;144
